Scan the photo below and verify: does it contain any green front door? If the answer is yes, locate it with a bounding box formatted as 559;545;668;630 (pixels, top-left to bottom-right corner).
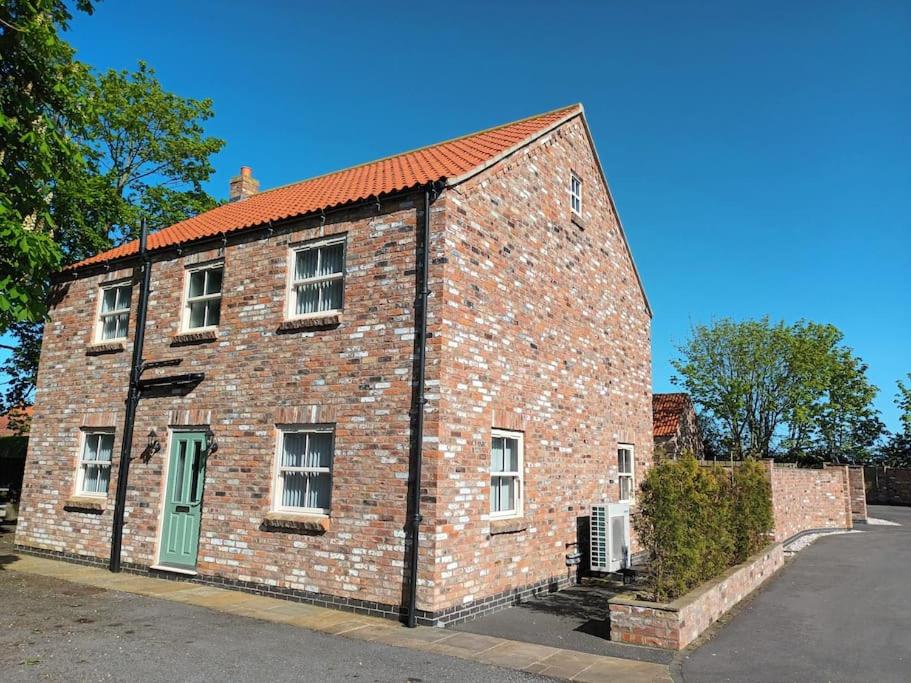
159;431;208;569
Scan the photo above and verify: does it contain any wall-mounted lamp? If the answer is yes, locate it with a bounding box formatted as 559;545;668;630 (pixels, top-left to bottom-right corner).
206;426;219;455
147;428;161;455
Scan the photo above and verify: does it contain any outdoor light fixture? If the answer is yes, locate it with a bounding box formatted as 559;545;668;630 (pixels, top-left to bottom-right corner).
206;426;219;455
147;428;161;455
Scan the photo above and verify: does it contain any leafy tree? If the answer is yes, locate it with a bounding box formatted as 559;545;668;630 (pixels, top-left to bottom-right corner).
880;375;911;466
672;318;882;462
797;347;883;464
82;62;223;241
897;374;911;436
0;0;95;328
1;16;225;411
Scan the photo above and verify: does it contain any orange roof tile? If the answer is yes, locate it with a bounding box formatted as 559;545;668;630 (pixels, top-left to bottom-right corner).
71;105;582;270
653;393;691;438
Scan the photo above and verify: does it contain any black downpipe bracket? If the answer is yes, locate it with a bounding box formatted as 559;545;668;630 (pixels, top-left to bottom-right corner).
109;220;153;572
405;186;436;627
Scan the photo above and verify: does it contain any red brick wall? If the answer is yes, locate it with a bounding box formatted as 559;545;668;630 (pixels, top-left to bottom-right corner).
429;116;652;614
609;544;784;650
767;462;852;542
16;196;445;609
847;466;867;521
17;114;652;619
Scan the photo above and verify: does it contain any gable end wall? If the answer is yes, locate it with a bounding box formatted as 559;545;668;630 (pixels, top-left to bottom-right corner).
431;115;652;614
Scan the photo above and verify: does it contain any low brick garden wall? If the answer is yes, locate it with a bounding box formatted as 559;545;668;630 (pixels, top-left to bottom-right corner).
767;462;852;542
847;466;867;521
608;544;784;650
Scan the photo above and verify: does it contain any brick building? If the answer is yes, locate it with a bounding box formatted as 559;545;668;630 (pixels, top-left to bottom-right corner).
653;392;703;460
16;104;653;624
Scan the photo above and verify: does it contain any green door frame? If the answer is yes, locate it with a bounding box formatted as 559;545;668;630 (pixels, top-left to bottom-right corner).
158;431;208;569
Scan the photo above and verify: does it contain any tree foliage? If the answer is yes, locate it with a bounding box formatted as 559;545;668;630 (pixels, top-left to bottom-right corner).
672;318;882;463
0;3;224;412
0;0;95;327
82;62;223;241
633;454;773;602
880;374;911;466
897;374;911;437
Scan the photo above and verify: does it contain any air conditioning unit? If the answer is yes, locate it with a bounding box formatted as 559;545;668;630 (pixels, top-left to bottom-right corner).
590;502;630;573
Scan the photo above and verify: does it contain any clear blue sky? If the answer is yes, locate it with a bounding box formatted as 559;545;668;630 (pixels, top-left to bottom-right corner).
9;1;911;429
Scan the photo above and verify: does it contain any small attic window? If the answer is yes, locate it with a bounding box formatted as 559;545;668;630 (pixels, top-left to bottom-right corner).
569;172;582;216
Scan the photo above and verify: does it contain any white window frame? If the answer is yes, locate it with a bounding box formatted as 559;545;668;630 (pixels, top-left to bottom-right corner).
618;444;635;503
490;428;524;519
285;236;346;320
273;425;335;515
94;280;132;342
181;261;224;332
75;429;114;497
569;172;583;216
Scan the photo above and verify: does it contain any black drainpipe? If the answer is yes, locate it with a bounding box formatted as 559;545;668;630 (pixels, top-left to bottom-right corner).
109;220;152;572
405;185;437;627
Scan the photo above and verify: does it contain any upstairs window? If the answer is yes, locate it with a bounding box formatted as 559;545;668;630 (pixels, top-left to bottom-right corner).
288;238;345;318
77;430;114;495
570;172;583;216
618;445;634;502
490;429;524;518
97;282;132;341
183;263;223;331
275;427;334;514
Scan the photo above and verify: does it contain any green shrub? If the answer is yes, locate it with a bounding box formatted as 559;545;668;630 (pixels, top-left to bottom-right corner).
731;459;774;561
633;454;773;602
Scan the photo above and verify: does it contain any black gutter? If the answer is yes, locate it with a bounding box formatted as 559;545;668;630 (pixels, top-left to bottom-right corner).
405;185;437;627
109;220;152;572
58;186;433;282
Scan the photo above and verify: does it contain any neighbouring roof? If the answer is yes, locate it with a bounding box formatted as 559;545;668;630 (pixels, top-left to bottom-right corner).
70;104;583;270
653;393;691;438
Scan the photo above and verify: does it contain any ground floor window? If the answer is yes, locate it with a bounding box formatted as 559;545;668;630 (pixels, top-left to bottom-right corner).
77;430;114;495
275;426;334;514
490;429;523;518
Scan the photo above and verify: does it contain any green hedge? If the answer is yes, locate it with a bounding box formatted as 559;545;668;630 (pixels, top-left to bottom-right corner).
633;455;773;602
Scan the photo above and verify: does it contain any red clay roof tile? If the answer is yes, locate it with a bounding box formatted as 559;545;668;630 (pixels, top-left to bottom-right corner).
653;393;691;438
71;105;581;270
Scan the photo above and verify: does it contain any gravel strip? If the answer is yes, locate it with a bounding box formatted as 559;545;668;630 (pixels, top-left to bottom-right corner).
865;516;901;526
783;529;861;554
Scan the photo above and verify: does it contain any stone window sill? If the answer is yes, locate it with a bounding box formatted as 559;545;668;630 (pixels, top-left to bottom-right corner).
490;518;528;535
86;342;125;356
571;213;586;230
171;329;218;346
277;314;341;333
261;512;330;534
63;496;106;514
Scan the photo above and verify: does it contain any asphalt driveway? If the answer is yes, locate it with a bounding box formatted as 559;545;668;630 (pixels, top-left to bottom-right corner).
0;525;546;683
681;505;911;683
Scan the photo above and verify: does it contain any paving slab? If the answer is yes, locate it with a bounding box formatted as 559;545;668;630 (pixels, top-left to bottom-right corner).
532;650;603;680
475;640;562;670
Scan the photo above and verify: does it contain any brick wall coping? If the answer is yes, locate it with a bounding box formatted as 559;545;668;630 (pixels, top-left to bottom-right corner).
609;542;783;612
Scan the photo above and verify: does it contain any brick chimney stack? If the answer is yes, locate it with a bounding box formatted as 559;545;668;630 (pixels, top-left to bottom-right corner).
229;166;259;202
